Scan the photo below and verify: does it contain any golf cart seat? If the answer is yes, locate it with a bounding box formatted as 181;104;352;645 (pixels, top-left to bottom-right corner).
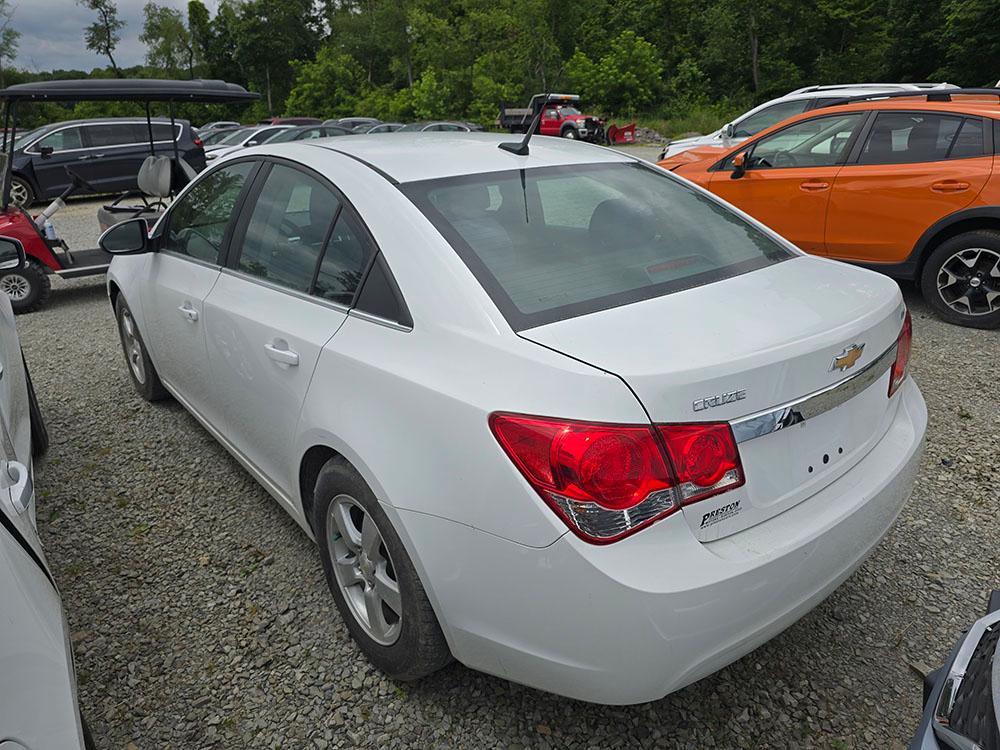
98;155;173;233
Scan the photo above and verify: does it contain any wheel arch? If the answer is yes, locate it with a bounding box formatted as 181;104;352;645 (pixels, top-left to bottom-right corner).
107;278;121;311
911;207;1000;281
298;443;343;535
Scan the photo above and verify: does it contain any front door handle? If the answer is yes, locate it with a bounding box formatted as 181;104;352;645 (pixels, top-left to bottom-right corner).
800;181;830;192
7;460;32;514
178;304;199;323
931;180;970;193
264;341;299;367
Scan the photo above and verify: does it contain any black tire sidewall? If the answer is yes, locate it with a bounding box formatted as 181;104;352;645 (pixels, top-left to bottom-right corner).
114;296;168;401
3;259;50;314
312;456;450;681
920;231;1000;329
561;127;579;139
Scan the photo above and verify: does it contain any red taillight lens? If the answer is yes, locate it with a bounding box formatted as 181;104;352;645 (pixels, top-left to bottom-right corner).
888;310;912;398
194;137;203;147
490;413;744;543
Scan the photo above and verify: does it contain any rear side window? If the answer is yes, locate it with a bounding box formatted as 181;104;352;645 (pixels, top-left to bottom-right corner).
313;211;372;304
403;162;792;330
949;118;985;158
86;123;140;147
236;164;340;292
150;123;178;142
858;112;977;164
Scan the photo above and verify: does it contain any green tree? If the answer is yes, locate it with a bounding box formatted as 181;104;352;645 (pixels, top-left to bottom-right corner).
140;2;194;77
566;31;662;113
187;0;212;76
0;0;20;88
284;46;364;119
937;0;1000;85
79;0;126;75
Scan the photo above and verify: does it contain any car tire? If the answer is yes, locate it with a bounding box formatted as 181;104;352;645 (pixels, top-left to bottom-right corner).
9;175;34;208
312;456;452;681
561;127;579;139
114;296;169;401
920;230;1000;329
1;259;51;314
23;352;48;458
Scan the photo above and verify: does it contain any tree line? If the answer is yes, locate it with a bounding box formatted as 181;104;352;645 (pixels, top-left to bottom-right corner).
7;0;1000;130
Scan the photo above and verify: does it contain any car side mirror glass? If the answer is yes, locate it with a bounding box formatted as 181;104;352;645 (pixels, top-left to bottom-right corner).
246;140;258;147
723;123;736;140
0;237;25;270
99;218;150;255
731;150;749;180
39;145;54;160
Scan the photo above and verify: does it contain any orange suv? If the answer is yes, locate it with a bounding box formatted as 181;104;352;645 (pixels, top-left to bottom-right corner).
658;89;1000;328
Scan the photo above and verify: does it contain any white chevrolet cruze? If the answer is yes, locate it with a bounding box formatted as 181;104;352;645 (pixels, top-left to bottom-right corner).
101;133;927;705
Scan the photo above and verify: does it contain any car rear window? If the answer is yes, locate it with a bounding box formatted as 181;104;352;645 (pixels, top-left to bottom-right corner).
403;162;793;330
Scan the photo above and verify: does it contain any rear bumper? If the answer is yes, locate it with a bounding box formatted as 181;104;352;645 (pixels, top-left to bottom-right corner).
401;378;926;704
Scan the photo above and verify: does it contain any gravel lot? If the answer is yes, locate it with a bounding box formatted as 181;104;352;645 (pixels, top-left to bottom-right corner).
17;188;999;749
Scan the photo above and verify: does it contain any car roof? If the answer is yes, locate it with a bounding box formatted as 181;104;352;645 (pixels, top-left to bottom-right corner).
295;132;632;183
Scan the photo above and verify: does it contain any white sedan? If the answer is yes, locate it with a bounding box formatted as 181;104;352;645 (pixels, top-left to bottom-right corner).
101;133;926;705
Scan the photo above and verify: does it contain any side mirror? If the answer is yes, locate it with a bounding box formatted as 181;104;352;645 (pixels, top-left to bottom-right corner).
39;146;54;160
723;123;736;140
0;237;25;270
731;151;749;180
99;218;150;255
245;140;259;147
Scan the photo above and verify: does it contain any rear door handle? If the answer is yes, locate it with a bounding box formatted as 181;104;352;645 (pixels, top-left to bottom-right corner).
264;341;299;367
800;181;830;191
932;180;970;193
178;304;199;323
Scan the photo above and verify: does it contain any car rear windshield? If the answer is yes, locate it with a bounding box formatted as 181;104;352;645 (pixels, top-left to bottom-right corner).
402;162;793;330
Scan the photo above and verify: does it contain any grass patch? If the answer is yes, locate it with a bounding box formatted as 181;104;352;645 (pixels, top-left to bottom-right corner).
632;100;747;140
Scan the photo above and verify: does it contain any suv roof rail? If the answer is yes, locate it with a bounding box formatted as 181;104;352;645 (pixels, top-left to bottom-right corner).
818;87;1000;108
788;82;952;95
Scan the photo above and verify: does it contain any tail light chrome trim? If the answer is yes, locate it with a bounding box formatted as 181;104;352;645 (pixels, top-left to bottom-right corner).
730;340;898;444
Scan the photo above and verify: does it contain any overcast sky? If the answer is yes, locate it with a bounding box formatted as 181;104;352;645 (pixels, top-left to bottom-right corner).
11;0;213;73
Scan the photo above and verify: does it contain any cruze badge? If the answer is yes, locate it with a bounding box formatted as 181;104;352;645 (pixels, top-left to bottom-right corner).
693;389;747;412
830;343;865;372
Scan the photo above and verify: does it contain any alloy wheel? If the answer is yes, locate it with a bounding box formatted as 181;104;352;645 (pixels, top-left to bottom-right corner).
9;180;29;207
326;494;403;646
936;247;1000;317
119;309;147;384
0;273;30;301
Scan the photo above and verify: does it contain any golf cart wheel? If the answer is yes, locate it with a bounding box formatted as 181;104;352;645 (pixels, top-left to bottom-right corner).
114;296;169;401
561;127;579;139
9;176;34;208
1;259;51;314
920;230;1000;329
23;352;48;458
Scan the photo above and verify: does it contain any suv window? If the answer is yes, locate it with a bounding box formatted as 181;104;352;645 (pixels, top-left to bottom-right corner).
746;113;865;169
86;123;140;148
163;161;255;263
733;99;810;138
858;112;969;164
949;118;985;158
33;126;83;152
313;210;372;304
404;162;792;330
150;123;178;142
236;164;340;292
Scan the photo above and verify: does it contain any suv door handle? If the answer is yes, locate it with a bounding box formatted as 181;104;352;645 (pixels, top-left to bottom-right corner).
7;460;32;514
264;341;299;367
800;181;830;191
932;180;970;193
178;304;199;323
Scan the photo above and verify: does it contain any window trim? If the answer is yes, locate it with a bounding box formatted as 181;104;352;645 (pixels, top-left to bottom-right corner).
223;155;382;310
400;161;794;332
157;156;263;267
711;111;872;173
23;120;183;155
849;110;990;166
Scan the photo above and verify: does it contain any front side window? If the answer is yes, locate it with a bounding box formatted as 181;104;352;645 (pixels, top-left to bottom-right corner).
235;164;340;292
403;162;793;330
163;161;255;263
745;113;866;169
859;112;979;164
733;99;811;138
34;126;83;153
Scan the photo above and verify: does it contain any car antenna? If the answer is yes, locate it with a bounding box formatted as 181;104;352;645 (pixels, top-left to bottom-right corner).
499;93;549;155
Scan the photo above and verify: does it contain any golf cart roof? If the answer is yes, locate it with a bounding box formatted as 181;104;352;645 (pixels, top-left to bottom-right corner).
0;78;259;104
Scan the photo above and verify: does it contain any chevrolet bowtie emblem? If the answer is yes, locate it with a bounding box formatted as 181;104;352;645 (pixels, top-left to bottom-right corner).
830;343;865;372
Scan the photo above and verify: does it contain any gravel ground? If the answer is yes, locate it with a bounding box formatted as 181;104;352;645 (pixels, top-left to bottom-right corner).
15;192;999;749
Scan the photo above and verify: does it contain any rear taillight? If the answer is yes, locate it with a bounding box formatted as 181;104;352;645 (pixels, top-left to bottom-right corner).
489;413;745;544
193;137;203;147
888;310;912;398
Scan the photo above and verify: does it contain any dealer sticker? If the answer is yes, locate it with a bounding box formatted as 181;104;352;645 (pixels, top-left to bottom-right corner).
699;500;742;529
